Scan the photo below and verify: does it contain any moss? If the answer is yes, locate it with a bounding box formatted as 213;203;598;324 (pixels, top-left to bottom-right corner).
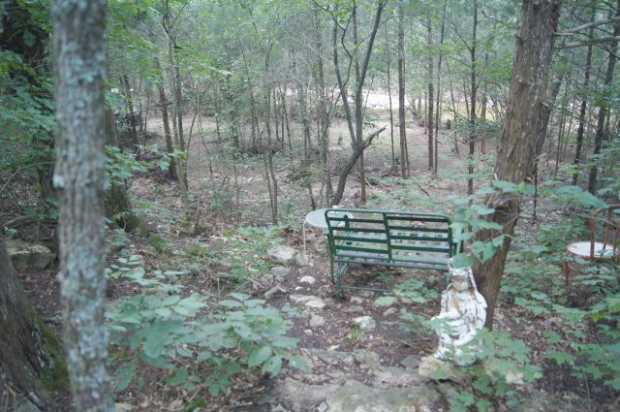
105;184;141;233
37;319;69;393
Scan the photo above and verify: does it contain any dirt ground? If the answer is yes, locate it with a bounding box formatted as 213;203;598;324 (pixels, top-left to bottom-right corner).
15;102;618;411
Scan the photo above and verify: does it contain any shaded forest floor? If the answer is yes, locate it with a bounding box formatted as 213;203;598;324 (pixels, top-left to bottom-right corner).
16;107;619;411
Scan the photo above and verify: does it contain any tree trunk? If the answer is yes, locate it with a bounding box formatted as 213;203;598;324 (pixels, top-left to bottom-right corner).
384;22;396;170
52;0;114;409
467;0;478;195
427;11;434;173
0;238;67;411
434;0;448;175
588;0;620;193
474;0;561;328
120;74;139;148
331;1;386;203
398;1;408;178
155;58;178;180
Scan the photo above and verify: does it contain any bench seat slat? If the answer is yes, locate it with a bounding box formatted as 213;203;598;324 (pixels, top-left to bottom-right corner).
391;244;451;253
335;245;389;255
387;225;449;233
391;234;449;242
333;235;388;244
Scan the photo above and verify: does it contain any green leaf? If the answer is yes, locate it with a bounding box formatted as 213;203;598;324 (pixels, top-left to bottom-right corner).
114;360;136;392
374;296;397;307
248;346;272;368
262;355;282;376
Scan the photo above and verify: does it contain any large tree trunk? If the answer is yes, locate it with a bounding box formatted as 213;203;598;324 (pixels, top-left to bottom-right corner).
474;0;561;328
0;239;67;411
52;0;114;410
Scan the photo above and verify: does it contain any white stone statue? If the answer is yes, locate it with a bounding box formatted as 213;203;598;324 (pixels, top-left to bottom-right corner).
432;260;487;366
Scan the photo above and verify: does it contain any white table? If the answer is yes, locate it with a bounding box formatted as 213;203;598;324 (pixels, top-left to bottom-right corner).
302;208;352;256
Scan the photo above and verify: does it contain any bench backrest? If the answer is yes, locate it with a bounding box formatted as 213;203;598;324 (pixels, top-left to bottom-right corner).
325;208;458;267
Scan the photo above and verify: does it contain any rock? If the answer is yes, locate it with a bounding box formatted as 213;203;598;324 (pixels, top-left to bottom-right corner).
304;329;313;336
317;401;328;412
326;380;439;412
353;316;376;331
271;266;291;282
382;307;398;317
418;355;468;384
7;239;55;271
343;305;364;314
374;366;421;386
350;296;364;305
400;355;420;370
268;245;298;265
289;294;326;310
353;350;381;371
309;314;326;328
482;359;525;385
306;349;354;367
295;253;309;266
299;275;316;285
265;285;287;299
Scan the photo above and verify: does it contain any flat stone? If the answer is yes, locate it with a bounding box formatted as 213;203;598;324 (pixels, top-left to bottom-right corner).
295;253;309;266
299;275;316;285
289;294;326;310
271;266;291;281
265;285;287;299
418;355;468;384
382;307;398;317
343;305;364;314
7;239;55;272
350;296;364;305
353;316;376;331
353;350;381;371
374;366;422;386
309;314;326;328
268;245;298;265
400;355;420;370
326;380;439;412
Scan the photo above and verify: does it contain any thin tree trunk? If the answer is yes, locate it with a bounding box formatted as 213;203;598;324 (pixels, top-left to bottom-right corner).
398;1;408;177
588;0;620;193
474;0;561;328
120;74;139;148
434;0;447;175
52;0;114;409
384;22;395;170
427;11;435;173
155;58;177;180
467;0;478;195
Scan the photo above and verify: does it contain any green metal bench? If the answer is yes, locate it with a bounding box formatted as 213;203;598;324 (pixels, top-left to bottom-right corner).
325;208;459;295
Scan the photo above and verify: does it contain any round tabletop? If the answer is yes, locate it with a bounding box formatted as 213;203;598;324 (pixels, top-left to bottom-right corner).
304;208;352;230
567;241;618;259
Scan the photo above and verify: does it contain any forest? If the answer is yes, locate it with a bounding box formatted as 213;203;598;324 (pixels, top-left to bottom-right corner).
1;0;619;411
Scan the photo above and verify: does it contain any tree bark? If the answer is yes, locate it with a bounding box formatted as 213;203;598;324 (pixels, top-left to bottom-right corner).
0;238;67;411
474;0;561;328
398;1;408;177
427;10;435;173
52;0;114;410
588;0;620;193
155;57;178;180
467;0;478;195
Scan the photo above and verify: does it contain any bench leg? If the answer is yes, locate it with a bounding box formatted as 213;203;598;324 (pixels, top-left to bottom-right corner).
335;262;348;299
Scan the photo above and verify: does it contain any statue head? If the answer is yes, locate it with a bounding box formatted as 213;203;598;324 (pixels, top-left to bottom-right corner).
448;259;475;292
